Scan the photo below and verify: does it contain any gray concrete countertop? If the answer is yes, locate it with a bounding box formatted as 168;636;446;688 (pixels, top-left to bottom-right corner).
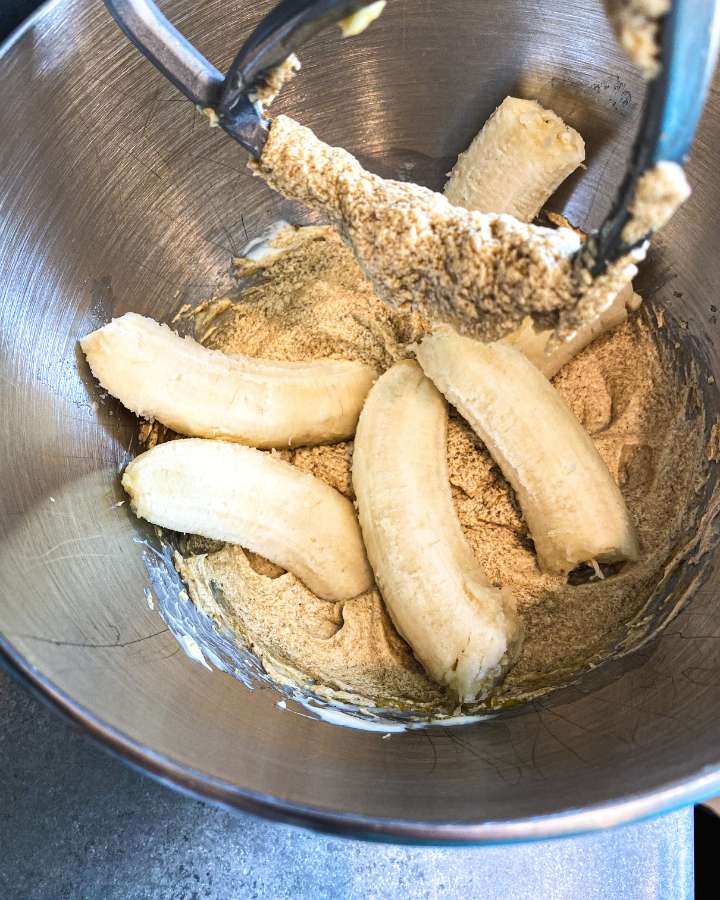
0;669;693;900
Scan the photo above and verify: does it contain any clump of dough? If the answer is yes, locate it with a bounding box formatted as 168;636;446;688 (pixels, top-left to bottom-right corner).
622;161;691;245
251;115;639;342
602;0;670;78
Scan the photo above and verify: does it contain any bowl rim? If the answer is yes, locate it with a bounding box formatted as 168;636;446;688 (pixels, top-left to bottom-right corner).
4;0;720;845
3;634;720;844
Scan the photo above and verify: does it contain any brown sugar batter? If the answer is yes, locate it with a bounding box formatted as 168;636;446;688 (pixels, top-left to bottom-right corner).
602;0;669;78
251;116;641;343
173;224;705;714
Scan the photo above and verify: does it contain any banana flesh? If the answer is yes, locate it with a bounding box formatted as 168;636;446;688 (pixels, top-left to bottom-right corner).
444;97;585;223
81;312;377;449
444;96;639;377
352;360;522;703
416;328;640;575
505;285;643;379
122;438;373;602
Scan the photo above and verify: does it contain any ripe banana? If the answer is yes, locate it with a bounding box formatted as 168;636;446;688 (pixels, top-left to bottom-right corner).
504;284;642;379
442;97;640;376
81;312;377;449
122;438;373;602
352;360;521;703
444;97;585;223
416;327;640;574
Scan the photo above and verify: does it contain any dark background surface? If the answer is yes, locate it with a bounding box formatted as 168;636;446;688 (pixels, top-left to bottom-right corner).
0;2;716;898
0;0;40;42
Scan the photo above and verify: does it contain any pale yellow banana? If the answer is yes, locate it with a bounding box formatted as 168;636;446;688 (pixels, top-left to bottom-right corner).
81;312;377;449
416;328;639;574
505;284;642;379
122;438;373;601
352;360;521;702
443;98;641;374
444;97;585;222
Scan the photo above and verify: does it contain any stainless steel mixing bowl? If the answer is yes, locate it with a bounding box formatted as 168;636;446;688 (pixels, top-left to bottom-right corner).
2;0;720;843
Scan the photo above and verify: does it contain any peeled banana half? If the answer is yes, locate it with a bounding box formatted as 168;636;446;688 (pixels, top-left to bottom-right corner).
123;438;374;602
352;360;522;703
81;312;377;449
504;284;642;379
444;96;586;224
416;327;639;575
442;95;642;378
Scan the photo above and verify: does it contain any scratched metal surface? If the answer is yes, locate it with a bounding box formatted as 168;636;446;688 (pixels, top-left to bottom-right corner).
1;0;720;840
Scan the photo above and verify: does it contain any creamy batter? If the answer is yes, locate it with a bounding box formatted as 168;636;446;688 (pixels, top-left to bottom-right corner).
170;225;705;714
602;0;669;78
622;162;691;245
